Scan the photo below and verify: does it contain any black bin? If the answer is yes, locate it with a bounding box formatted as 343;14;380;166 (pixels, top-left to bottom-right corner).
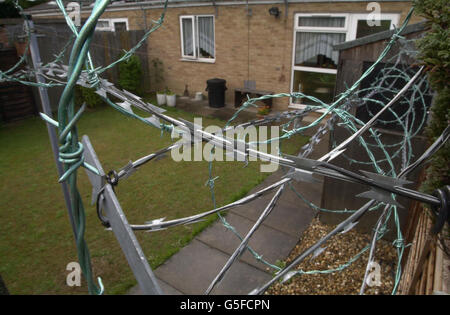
206;78;227;108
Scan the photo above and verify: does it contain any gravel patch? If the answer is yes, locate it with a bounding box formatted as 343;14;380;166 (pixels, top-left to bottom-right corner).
266;218;398;295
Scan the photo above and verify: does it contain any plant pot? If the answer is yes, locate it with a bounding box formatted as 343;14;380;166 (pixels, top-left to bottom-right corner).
194;92;203;101
257;105;271;117
156;93;166;105
166;94;176;107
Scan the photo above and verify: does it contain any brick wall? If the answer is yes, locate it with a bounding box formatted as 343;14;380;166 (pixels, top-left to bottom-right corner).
0;26;10;49
34;1;422;110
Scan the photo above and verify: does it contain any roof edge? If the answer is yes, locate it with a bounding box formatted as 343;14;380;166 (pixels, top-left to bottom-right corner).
333;21;428;51
24;0;414;15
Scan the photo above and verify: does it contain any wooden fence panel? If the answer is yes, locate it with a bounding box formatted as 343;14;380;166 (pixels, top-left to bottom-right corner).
33;22;150;112
0;47;37;123
397;201;447;295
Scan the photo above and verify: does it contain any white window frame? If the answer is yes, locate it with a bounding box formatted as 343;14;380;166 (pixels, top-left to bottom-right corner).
96;18;129;32
348;13;399;40
179;15;215;63
110;18;129;32
295;13;350;35
96;19;113;31
180;15;196;59
289;12;400;109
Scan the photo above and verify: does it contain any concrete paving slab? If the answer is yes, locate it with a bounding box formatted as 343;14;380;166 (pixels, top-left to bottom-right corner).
230;195;315;238
306;135;330;160
247;178;323;212
247;170;285;195
158;278;184;295
154;239;272;295
246;171;324;205
125;107;329;296
197;212;298;272
279;179;324;206
176;97;256;123
128;277;184;295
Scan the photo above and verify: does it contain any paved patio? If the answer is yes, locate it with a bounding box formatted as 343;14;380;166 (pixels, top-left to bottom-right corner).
129;98;328;295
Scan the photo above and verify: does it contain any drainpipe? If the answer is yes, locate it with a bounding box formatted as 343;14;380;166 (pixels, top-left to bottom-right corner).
212;0;218;17
284;0;288;19
246;0;251;81
141;5;148;29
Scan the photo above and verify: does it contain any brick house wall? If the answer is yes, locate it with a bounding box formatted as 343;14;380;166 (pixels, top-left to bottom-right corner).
30;1;422;111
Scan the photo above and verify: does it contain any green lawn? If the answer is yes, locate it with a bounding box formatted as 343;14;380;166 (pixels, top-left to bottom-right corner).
0;104;308;294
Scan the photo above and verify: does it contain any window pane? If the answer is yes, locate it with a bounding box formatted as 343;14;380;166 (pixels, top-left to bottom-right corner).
294;32;346;68
298;16;345;28
292;71;336;105
97;20;110;28
182;18;194;56
197;16;214;59
114;22;127;32
356;20;391;38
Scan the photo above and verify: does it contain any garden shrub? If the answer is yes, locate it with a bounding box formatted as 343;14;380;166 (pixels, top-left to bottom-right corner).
74;85;105;108
118;54;143;95
413;0;450;193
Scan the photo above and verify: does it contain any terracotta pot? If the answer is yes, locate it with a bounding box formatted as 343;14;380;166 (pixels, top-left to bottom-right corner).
14;41;29;57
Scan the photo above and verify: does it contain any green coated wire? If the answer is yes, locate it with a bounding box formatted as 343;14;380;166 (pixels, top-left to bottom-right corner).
203;11;428;281
4;0;433;295
96;0;168;75
0;1;30;75
55;0;112;295
226;8;415;144
0;1;75;88
213;7;427;292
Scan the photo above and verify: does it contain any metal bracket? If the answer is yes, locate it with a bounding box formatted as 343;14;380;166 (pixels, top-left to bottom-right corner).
82;135;163;295
356;171;413;207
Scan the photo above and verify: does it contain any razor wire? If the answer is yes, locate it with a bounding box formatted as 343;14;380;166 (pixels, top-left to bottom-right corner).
187;7;440;294
267;36;434;292
2;1;448;296
204;48;433;293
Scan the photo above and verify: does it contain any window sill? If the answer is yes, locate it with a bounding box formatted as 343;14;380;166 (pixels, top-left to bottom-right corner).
179;58;215;64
